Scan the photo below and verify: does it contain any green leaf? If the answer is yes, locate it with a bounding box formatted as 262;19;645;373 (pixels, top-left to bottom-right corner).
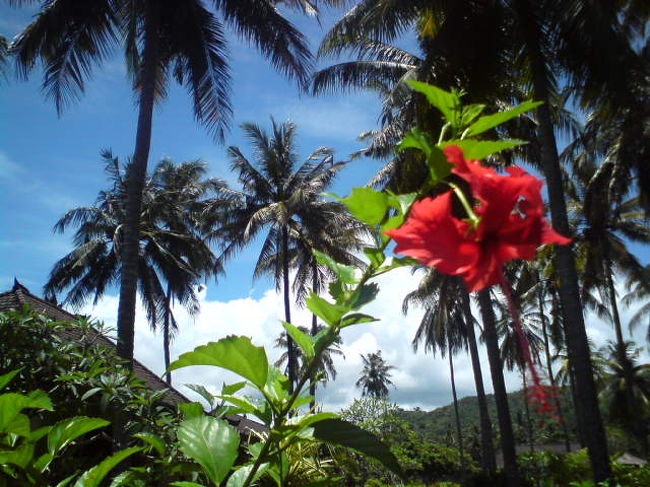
443;139;526;160
398;127;434;156
406;80;460;126
177;417;240;486
333;188;389;226
387;192;417;215
216;395;263;418
281;321;315;359
222;382;247;396
184;384;216;409
0;442;35;469
170;336;268;389
179;402;205;419
349;283;379;310
133;432;166;456
55;474;78;487
0;369;22;391
313;249;359;284
381;215;405;242
170;482;207;487
226;463;269;487
48;417;110;457
74;447;142;487
312;419;403;478
465;100;542;137
306;293;349;326
461;103;486;126
363;247;385;268
288;412;338;431
340;313;379;328
262;366;291;406
0;392;53;432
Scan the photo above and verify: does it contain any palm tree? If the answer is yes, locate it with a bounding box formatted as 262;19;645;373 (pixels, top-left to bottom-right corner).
403;269;496;471
44;151;220;384
274;324;343;408
477;288;520;486
624;266;650;342
598;341;650;455
12;0;314;366
316;2;642;479
356;351;395;398
212;119;350;390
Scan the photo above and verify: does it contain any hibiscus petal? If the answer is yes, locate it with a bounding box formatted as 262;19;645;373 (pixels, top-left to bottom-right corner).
385;192;478;275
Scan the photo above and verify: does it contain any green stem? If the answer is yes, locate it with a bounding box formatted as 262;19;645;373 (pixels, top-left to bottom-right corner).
447;181;480;227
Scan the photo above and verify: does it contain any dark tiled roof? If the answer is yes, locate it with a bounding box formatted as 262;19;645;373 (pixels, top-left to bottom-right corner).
0;279;188;406
0;280;267;436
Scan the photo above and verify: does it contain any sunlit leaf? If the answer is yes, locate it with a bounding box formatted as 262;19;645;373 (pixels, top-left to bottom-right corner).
170;336;268;389
312;418;403;478
177;417;240;486
464;100;542;137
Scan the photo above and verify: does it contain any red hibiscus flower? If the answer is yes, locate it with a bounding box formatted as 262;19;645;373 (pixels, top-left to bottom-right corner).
385;145;570;292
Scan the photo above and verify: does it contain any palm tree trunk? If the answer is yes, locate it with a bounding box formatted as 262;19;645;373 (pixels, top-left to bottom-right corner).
309;258;318;410
164;283;172;386
448;341;464;461
521;369;535;453
282;226;297;392
538;283;571;452
116;0;160;367
477;289;520;487
461;289;496;472
513;1;611;481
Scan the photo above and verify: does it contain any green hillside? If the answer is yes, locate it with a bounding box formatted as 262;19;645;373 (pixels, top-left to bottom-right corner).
398;388;578;448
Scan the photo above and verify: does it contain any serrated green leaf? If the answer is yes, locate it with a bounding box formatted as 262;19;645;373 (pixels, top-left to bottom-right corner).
312;418;403;478
133;432;166;456
216;395;262;417
335;187;389;226
443;139;526;160
306;293;349;326
340;313;379;328
262;366;291;406
222;382;247;396
313;249;359;284
226;463;269;487
465;100;542;137
349;283;379;310
282;321;315;359
185;384;216;408
74;447;142;487
397;127;433;156
179;402;204;419
387;192;417;215
406;80;460;126
363;247;385;268
177;417;239;486
461;104;486;126
170;336;268;389
48;417;109;457
328;281;345;302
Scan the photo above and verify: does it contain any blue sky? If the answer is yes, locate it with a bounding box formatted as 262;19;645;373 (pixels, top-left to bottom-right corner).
1;3;648;411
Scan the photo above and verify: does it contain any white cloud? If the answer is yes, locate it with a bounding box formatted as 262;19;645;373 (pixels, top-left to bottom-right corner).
81;269;649;415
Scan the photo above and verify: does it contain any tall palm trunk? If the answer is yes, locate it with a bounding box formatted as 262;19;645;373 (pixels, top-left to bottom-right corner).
282;226;297;392
538;284;571;452
448;341;464;461
513;1;611;480
164;283;172;386
521;370;535;452
461;290;496;472
116;1;160;367
309;258;318;409
477;289;519;487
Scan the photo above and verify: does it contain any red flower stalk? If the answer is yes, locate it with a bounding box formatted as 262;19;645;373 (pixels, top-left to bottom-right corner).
386;145;571;419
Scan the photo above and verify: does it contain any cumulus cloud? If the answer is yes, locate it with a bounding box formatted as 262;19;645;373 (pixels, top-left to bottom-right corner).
82;269;648;414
